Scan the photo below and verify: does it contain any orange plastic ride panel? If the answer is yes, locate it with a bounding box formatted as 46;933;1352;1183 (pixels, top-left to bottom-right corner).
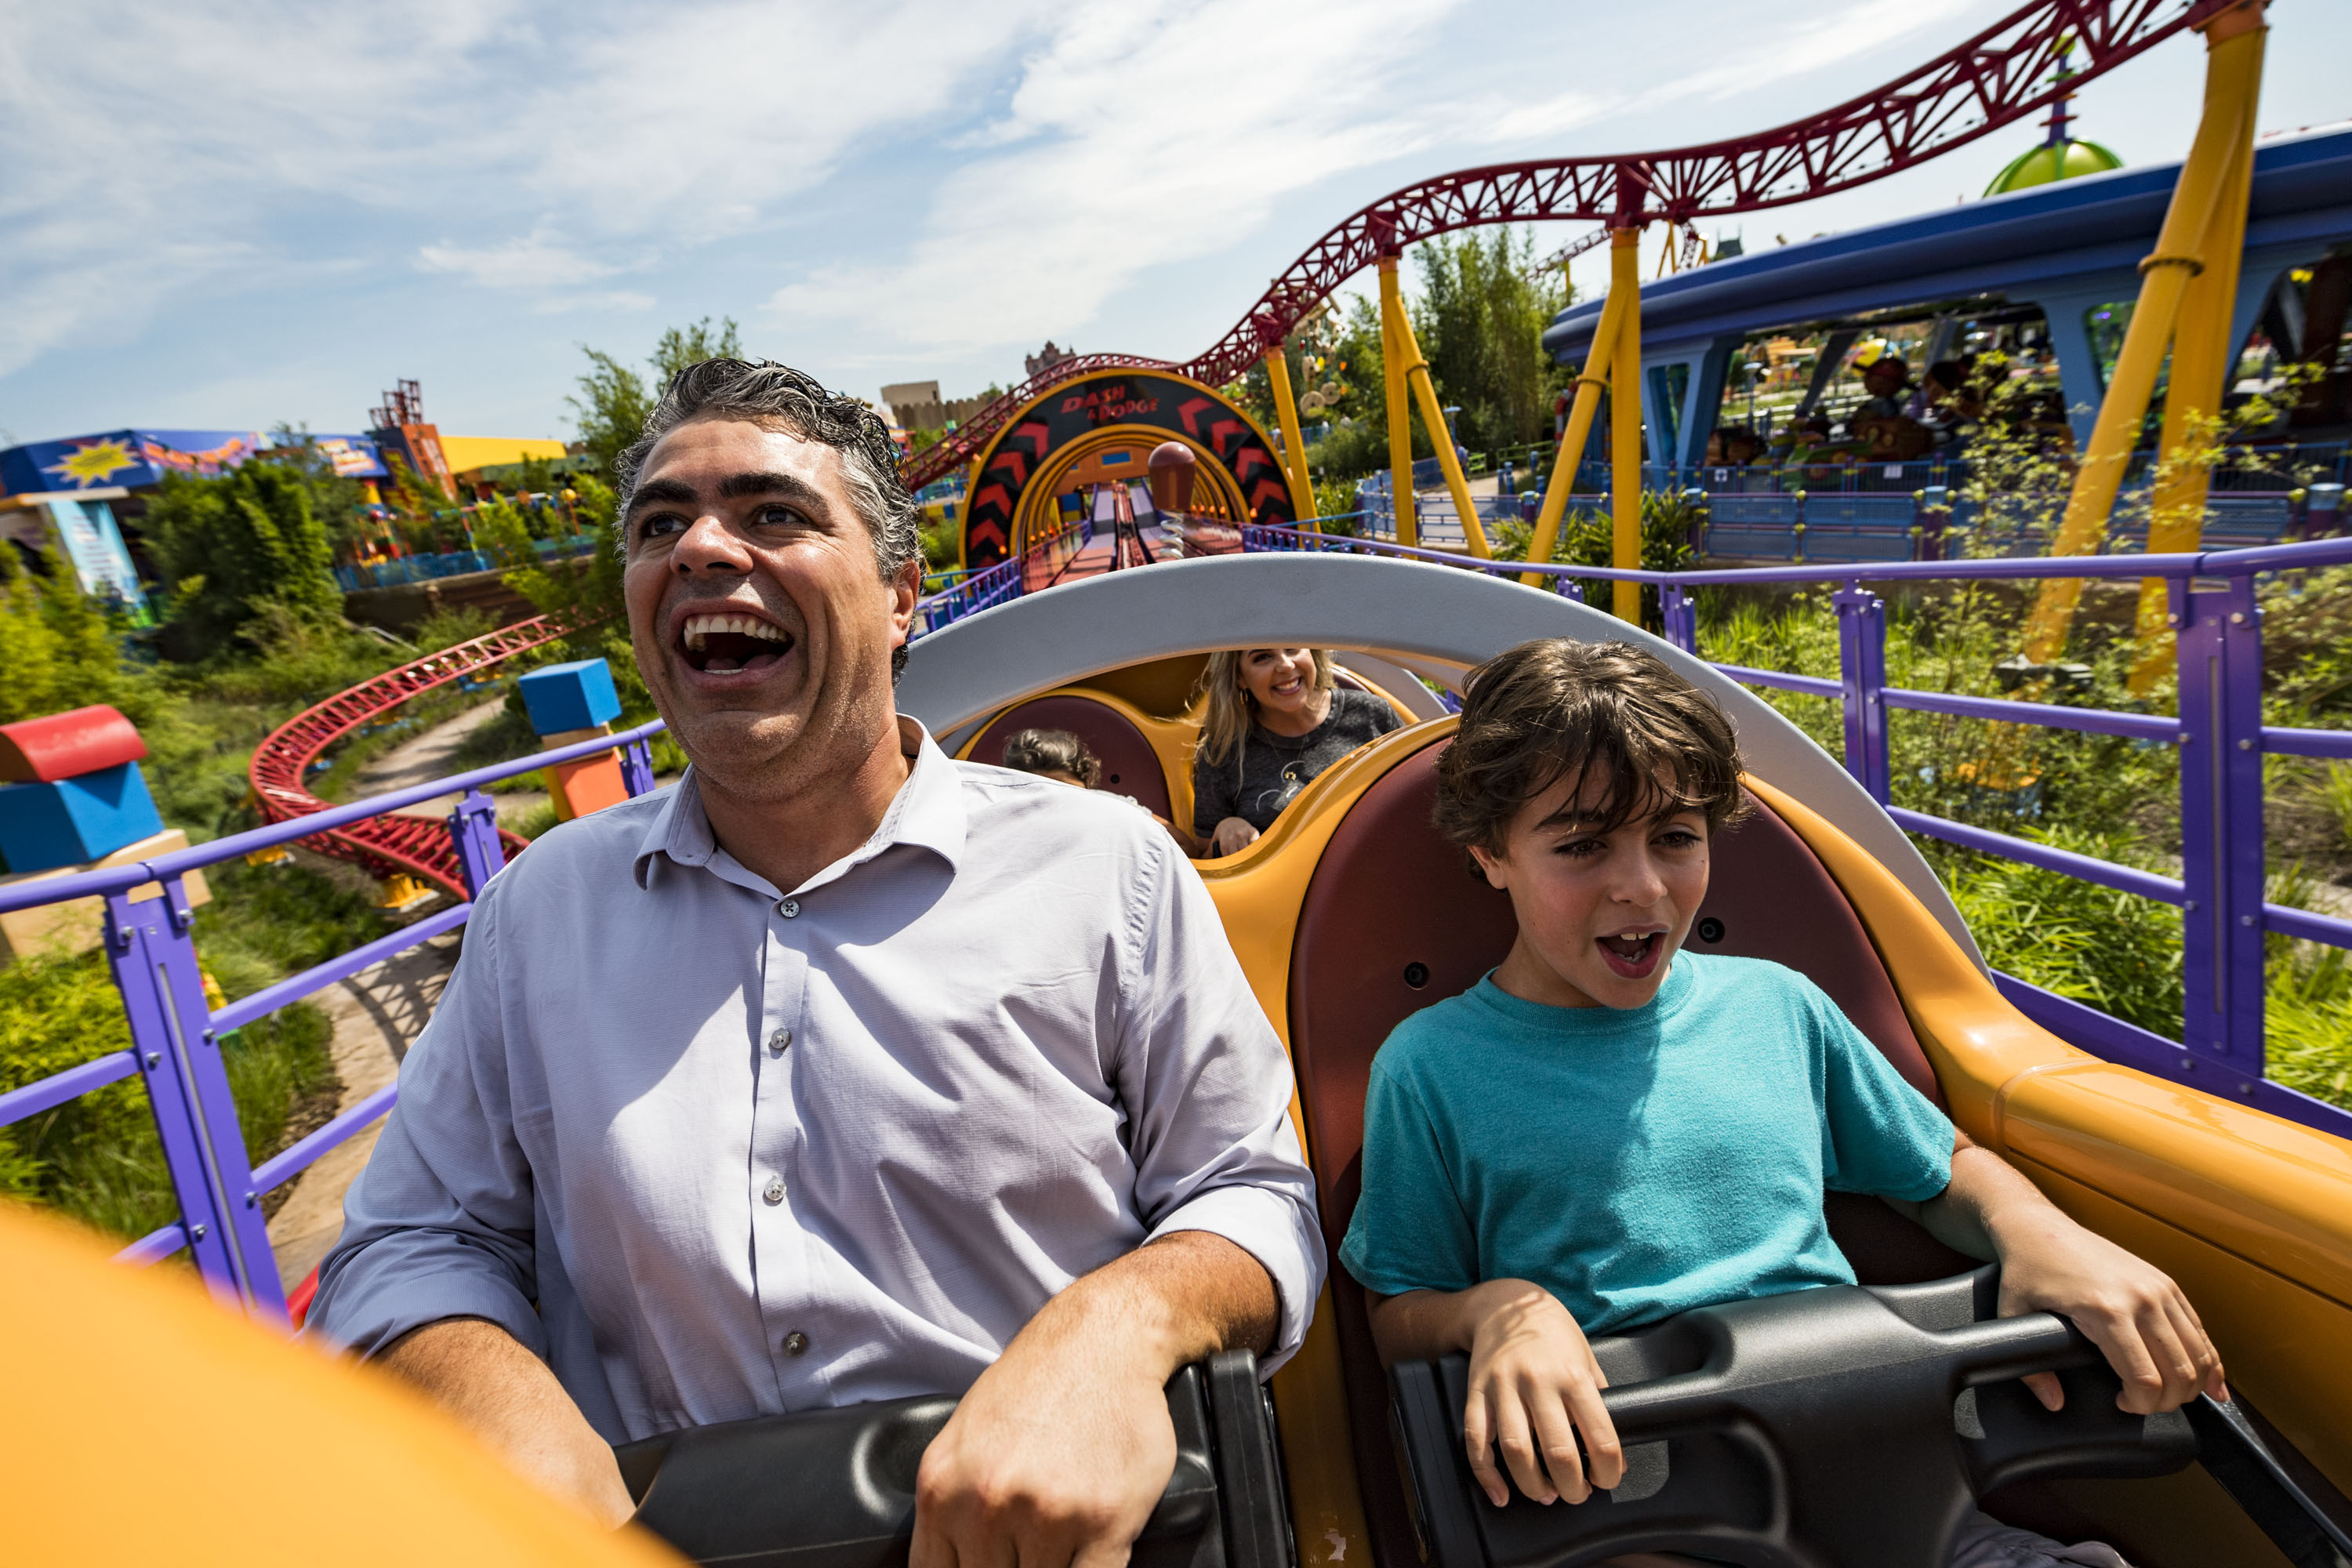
0;1201;684;1567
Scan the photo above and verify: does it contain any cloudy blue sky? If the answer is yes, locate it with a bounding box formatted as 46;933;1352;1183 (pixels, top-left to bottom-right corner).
2;0;2344;448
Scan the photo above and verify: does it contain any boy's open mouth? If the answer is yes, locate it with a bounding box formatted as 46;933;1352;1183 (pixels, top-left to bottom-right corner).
680;612;793;675
1597;929;1664;979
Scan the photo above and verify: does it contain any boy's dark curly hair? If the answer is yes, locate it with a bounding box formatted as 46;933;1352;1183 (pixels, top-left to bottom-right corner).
1435;638;1748;855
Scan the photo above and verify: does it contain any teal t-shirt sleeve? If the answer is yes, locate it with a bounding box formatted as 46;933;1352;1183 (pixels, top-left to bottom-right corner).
1339;1054;1479;1297
1811;989;1955;1203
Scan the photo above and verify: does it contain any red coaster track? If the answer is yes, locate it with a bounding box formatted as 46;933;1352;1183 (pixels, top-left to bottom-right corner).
247;615;584;898
899;0;2228;495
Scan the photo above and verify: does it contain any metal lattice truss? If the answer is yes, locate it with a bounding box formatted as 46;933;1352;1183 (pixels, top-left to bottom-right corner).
903;0;2223;490
248;614;586;898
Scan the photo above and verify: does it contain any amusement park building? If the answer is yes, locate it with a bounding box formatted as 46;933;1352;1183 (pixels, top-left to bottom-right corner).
1542;123;2352;467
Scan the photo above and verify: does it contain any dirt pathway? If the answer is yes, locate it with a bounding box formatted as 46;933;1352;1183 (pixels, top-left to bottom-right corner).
266;931;458;1290
264;698;539;1291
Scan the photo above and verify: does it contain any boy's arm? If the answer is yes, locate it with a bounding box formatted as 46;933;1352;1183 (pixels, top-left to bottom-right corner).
1884;1131;2226;1414
1367;1285;1628;1508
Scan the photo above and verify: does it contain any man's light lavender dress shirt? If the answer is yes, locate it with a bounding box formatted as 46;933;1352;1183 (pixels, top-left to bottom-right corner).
310;720;1324;1443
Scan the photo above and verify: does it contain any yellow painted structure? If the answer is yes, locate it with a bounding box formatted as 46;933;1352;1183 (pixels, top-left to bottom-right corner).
1261;347;1319;528
1610;228;1646;624
437;436;569;477
2024;2;2267;666
1376;257;1491;557
1376;258;1419;549
1519;272;1630;588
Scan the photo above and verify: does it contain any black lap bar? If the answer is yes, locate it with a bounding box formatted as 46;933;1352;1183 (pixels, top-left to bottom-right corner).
618;1348;1293;1568
1389;1268;2198;1568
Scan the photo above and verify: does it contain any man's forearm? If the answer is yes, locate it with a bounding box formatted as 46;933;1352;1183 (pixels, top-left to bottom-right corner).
377;1316;634;1526
1023;1229;1277;1378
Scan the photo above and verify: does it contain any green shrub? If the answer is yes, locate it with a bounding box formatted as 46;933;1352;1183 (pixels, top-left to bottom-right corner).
1941;829;2184;1037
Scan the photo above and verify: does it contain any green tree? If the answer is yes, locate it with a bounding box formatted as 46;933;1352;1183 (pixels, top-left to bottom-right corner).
0;548;140;724
1414;227;1570;453
570;317;745;483
143;464;343;660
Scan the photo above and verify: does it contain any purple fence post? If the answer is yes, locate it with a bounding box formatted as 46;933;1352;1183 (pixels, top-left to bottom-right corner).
1661;585;1699;654
619;738;657;798
1833;583;1891;804
102;878;288;1319
2172;575;2268;1077
448;788;507;898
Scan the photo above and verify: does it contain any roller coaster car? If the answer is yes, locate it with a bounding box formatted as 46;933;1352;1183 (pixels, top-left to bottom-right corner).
897;554;2352;1568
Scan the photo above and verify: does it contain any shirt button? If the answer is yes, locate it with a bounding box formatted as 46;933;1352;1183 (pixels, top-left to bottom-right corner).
779;898;800;919
762;1176;785;1205
783;1330;808;1356
768;1028;792;1056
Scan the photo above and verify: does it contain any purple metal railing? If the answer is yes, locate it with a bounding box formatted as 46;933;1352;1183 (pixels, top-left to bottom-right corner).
0;717;671;1322
1240;524;2352;1142
6;526;2351;1320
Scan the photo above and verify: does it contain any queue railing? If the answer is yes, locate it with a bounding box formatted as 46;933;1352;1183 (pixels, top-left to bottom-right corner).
1240;523;2352;1144
914;513;1094;636
0;720;671;1319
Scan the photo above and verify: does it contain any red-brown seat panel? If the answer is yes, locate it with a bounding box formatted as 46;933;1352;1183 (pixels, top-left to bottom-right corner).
1286;739;1969;1568
965;695;1174;818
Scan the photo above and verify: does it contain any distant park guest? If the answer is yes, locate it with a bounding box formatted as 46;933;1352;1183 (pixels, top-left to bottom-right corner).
1191;648;1402;857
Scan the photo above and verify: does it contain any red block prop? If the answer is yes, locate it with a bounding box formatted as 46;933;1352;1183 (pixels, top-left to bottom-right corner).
0;706;147;783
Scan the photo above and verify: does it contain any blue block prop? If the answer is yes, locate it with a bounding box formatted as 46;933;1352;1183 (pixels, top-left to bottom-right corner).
517;659;622;736
0;761;165;873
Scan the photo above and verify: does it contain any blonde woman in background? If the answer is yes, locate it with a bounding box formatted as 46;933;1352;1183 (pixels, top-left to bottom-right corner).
1192;648;1402;856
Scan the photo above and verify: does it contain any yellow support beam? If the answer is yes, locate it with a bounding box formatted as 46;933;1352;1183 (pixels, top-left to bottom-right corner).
1261;344;1320;530
1520;280;1632;586
1610;228;1645;625
2023;2;2266;663
1377;256;1492;557
2129;8;2267;692
1377;256;1417;549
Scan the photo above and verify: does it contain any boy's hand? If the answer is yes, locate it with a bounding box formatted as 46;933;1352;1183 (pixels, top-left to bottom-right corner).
1459;1280;1626;1508
1988;1205;2226;1416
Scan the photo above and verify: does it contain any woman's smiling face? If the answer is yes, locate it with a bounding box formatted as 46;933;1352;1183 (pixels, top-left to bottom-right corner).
1472;766;1711;1011
1238;648;1319;717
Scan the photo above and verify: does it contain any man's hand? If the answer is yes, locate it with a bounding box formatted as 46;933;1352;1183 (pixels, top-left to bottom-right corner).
1369;1280;1626;1508
378;1317;636;1527
912;1232;1276;1568
1210;817;1260;857
1987;1199;2225;1416
1895;1138;2227;1417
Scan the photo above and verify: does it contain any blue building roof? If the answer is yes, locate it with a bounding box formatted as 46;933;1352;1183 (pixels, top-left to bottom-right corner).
1543;124;2352;364
1538;124;2352;466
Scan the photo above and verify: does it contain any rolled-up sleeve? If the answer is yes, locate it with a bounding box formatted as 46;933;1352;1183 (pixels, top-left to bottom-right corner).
1116;832;1326;1373
306;884;546;1361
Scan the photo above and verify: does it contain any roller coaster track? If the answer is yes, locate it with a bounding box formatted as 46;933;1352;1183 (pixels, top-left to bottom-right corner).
248;614;585;899
900;0;2230;494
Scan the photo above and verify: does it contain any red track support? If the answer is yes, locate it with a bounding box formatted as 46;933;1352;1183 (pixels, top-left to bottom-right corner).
901;0;2228;494
246;615;586;898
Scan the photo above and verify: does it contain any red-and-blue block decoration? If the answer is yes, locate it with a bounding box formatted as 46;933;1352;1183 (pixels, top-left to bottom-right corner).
0;706;164;874
517;659;623;737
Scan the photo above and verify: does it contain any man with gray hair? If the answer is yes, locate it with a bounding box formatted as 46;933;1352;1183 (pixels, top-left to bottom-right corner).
310;360;1324;1568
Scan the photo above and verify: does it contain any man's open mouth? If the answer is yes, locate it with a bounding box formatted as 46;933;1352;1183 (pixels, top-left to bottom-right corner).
1597;929;1664;979
680;612;794;675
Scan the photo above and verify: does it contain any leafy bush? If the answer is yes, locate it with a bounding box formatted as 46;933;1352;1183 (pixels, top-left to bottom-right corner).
144;463;344;659
1940;831;2183;1036
0;854;372;1236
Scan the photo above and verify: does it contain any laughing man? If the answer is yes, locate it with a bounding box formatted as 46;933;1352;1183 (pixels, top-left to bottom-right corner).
309;360;1324;1568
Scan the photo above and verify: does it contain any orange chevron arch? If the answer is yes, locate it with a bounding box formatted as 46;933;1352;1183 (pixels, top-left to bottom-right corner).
960;368;1296;569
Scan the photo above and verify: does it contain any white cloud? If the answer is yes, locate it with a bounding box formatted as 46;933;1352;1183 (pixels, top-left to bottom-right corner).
768;0;1464;357
418;233;617;290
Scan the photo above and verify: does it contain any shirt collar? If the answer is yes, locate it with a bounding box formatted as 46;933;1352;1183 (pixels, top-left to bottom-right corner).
633;714;967;894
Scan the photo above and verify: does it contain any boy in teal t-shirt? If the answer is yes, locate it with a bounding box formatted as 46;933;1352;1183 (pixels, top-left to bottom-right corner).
1338;639;2223;1563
